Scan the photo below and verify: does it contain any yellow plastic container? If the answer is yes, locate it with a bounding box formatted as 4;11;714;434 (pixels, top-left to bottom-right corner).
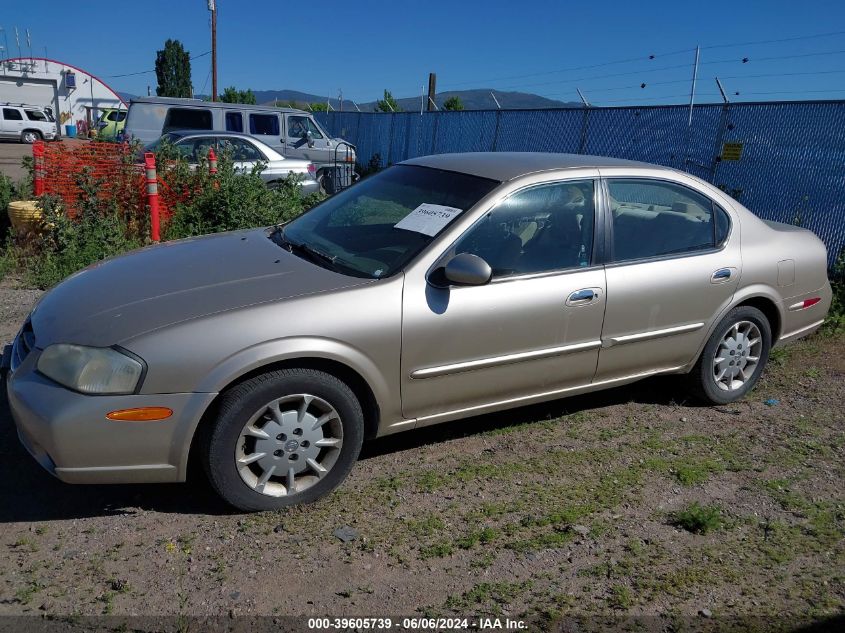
7;200;44;232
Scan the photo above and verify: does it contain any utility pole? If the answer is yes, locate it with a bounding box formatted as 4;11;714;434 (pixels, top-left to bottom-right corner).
208;0;218;101
427;72;436;112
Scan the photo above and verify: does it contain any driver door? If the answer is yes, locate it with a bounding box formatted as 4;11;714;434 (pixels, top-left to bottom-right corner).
400;177;607;422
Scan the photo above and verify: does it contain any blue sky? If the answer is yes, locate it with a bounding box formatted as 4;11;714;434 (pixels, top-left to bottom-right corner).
2;0;845;106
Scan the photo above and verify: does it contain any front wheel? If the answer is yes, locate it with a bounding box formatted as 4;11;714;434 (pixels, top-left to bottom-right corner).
202;369;364;511
21;130;41;144
687;306;772;405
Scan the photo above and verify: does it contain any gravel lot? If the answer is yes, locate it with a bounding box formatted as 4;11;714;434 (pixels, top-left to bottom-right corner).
0;279;842;631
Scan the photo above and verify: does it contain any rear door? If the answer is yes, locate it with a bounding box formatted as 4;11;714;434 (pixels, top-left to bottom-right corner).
595;174;739;381
1;108;25;139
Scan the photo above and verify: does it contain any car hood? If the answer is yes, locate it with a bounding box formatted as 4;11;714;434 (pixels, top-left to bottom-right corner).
31;228;372;348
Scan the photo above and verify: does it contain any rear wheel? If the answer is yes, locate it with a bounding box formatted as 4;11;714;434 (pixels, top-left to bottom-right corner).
21;130;41;144
687;306;771;404
202;369;364;511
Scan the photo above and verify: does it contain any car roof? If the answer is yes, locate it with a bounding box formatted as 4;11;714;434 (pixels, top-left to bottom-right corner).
166;130;260;139
401;152;658;181
130;96;305;114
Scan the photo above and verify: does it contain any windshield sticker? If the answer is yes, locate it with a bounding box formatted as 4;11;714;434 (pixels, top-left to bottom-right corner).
394;203;463;237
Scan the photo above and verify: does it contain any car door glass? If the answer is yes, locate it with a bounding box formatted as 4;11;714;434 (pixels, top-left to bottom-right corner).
287;116;323;140
249;114;279;136
163;108;213;132
25;110;47;121
453;180;595;278
3;108;23;121
225;111;244;133
221;138;262;162
174;138;199;161
608;179;715;262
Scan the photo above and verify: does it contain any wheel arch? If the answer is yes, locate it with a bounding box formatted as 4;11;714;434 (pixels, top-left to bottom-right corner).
21;128;42;142
185;355;381;480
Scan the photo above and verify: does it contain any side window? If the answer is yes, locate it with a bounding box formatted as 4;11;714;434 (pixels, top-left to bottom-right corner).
453;180;595;278
715;205;731;246
25;110;47;121
116;111;127;122
3;108;23;121
106;111;118;121
287;116;324;139
219;138;262;161
225;111;243;133
249;113;280;136
608;179;716;262
163;108;212;132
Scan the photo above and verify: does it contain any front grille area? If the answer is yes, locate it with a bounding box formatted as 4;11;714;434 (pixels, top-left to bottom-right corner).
11;319;35;372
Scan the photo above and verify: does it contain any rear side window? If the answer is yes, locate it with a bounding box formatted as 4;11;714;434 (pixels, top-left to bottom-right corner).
3;108;23;120
25;110;47;121
249;113;279;136
225;111;243;133
163;108;212;133
106;111;127;122
715;205;731;246
608;179;717;262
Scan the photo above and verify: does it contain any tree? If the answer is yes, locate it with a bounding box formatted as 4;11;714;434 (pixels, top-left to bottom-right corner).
443;95;464;111
155;39;192;98
376;89;401;112
309;102;329;112
220;86;257;105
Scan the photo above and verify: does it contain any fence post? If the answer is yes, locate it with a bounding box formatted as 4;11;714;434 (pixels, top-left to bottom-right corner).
32;141;45;196
208;147;218;175
144;152;160;243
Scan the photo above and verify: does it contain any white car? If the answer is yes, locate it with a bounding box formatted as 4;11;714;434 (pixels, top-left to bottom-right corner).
0;103;58;143
145;130;320;195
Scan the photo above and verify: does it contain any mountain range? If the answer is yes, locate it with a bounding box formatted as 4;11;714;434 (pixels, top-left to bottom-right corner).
120;89;581;111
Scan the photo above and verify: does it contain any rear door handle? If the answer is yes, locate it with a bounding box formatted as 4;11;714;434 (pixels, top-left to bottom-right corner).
711;268;733;283
566;288;599;306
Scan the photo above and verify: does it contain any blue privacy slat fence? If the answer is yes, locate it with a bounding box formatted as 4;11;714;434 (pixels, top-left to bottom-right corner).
315;101;845;268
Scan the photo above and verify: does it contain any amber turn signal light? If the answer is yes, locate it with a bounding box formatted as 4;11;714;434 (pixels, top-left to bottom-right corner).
106;407;173;421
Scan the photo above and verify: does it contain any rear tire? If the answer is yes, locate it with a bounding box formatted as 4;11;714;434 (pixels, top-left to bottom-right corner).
21;130;41;144
202;369;364;512
687;306;771;405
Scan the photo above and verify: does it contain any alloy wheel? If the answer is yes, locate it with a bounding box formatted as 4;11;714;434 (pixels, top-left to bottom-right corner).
712;320;763;391
234;394;343;497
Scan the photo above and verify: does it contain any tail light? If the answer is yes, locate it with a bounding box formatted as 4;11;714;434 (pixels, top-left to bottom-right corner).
307;163;316;177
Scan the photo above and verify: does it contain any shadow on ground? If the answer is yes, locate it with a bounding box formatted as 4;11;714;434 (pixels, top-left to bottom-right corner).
0;373;701;523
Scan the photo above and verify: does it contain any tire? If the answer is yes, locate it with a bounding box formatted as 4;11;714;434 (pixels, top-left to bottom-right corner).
687;305;772;405
202;369;364;512
21;130;41;144
317;171;333;195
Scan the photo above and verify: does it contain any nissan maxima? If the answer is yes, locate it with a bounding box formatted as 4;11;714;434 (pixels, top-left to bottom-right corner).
3;153;831;511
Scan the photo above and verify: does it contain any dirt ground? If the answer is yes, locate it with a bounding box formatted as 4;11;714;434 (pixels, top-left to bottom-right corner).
0;280;842;632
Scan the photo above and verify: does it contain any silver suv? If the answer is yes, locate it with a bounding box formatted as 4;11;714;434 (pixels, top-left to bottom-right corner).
0;103;57;143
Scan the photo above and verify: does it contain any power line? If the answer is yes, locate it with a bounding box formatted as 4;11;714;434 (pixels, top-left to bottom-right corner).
103;50;211;78
437;28;845;93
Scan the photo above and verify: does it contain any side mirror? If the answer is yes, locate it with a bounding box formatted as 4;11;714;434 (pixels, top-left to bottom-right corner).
443;253;493;286
306;130;314;148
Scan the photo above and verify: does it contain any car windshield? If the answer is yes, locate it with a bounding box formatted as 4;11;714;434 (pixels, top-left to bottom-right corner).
144;133;182;152
278;165;499;279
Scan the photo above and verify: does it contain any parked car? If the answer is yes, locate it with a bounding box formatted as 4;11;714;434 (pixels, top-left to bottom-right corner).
144;130;319;195
95;107;127;140
0;103;57;143
124;97;355;193
3;153;831;511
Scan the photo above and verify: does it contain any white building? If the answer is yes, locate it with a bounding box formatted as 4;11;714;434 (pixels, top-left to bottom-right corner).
0;57;126;136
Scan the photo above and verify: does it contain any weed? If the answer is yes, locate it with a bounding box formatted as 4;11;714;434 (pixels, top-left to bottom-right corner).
419;541;453;559
609;584;634;609
671;502;723;534
407;515;445;538
456;527;497;549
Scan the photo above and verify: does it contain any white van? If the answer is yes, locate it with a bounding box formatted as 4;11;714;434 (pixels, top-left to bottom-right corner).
0;103;58;143
124;97;355;192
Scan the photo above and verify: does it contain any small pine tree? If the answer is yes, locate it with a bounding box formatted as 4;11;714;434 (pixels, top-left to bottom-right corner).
376;90;401;112
443;95;464;111
155;39;192;98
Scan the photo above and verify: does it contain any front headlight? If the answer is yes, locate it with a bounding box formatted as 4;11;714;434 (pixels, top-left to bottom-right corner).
37;344;144;395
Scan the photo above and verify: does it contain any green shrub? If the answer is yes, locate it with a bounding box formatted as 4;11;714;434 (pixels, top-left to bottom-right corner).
671;502;723;535
824;250;845;332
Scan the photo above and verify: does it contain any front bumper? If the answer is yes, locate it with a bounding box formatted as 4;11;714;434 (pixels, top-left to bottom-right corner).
5;350;216;484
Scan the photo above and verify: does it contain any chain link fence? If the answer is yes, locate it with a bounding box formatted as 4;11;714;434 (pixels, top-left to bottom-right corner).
316;101;845;267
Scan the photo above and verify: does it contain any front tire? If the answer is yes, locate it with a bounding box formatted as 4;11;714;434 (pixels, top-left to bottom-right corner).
202;369;364;512
21;130;41;144
687;306;772;405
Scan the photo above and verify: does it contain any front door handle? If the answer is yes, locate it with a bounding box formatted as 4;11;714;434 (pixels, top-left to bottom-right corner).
566;288;599;306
